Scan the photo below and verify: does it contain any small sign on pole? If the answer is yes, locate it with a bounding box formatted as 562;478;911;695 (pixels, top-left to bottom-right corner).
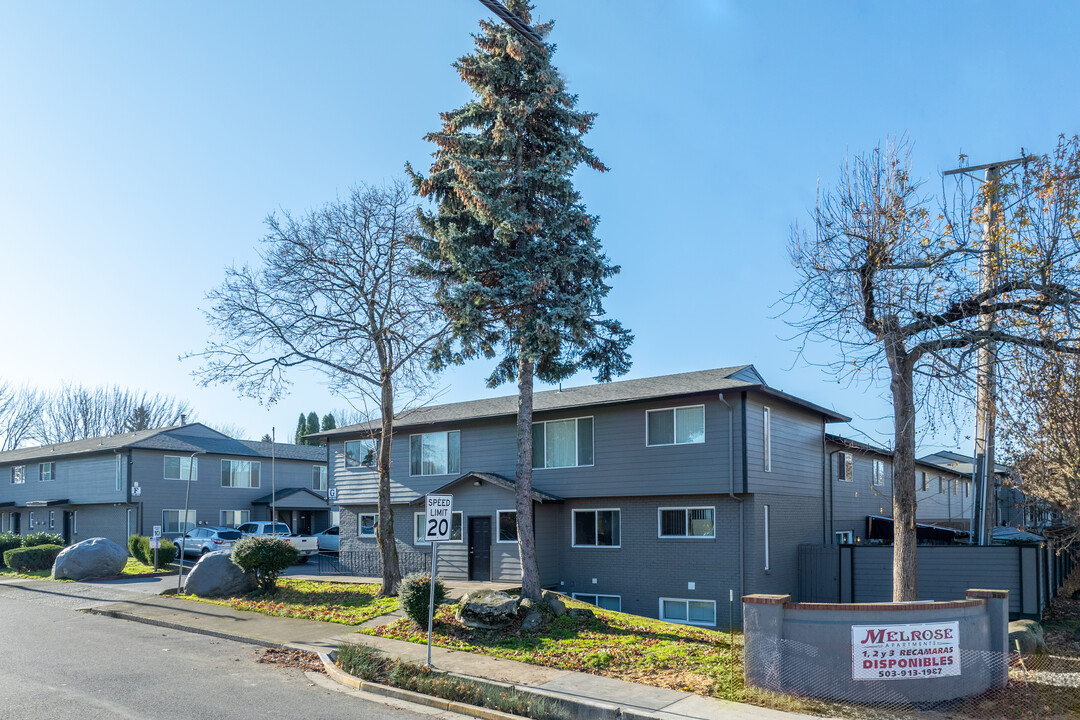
424;494;453;667
152;525;162;539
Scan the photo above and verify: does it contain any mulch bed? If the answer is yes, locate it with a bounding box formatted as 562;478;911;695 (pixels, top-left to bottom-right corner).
256;648;325;674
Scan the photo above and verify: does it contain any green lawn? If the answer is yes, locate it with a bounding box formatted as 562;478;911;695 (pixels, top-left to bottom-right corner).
121;557;177;576
183;579;398;625
0;566;53;580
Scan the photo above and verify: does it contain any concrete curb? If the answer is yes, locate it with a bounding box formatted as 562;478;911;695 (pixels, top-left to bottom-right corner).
83;607;286;649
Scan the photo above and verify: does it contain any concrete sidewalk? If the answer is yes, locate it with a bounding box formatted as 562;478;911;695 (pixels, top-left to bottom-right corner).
86;592;815;720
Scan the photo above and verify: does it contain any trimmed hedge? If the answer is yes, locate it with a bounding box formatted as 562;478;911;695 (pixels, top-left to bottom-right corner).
128;535;177;566
232;536;298;594
4;544;63;573
0;533;21;567
22;532;64;548
400;573;446;626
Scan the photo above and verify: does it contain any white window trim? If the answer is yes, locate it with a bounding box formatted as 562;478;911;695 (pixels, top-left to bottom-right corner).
571;508;621;549
496;509;518;544
49;510;55;529
40;462;54;482
72;510;78;535
764;504;771;571
164;455;198;482
572;593;622;612
659;597;717;627
29;511;35;529
344;439;377;468
413;511;463;545
221;459;261;489
11;465;25;484
408;431;460;477
645;405;706;447
763;406;772;472
533;416;595;469
219;510;250;527
657;506;716;539
835;530;854;544
358;513;378;538
163;509;196;534
312;465;328;491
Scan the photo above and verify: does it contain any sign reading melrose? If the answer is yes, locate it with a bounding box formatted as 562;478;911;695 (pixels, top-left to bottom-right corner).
852;621;961;680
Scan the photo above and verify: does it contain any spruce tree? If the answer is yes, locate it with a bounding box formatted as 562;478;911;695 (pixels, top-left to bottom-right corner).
295;413;307;445
321;413;337;432
305;412;320;443
412;1;632;600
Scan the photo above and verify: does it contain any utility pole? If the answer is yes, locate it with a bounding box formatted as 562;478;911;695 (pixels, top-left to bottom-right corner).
943;156;1026;546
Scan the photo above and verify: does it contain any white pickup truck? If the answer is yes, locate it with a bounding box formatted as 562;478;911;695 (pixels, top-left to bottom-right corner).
235;521;320;563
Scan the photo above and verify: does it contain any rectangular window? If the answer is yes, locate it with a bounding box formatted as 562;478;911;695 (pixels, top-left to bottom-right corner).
49;511;55;529
359;513;378;537
658;507;715;538
332;510;340;526
572;509;620;548
920;471;928;491
938;476;944;493
532;417;593;468
835;530;854;544
497;510;518;543
763;406;772;472
164;455;197;482
413;511;462;544
162;509;196;534
837;452;853;482
659;598;716;626
11;466;25;484
646;405;705;446
409;431;460;476
72;511;77;534
29;511;35;529
221;460;261;488
872;460;885;487
954;478;960;495
312;465;328;491
219;510;250;527
116;454;123;491
572;593;621;612
40;462;54;482
764;504;771;571
965;481;970;497
345;439;377;468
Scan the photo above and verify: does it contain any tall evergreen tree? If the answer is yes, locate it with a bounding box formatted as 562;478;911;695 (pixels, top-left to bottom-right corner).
305;412;320;443
295;413;307;445
411;1;632;600
321;413;337;432
260;433;272;443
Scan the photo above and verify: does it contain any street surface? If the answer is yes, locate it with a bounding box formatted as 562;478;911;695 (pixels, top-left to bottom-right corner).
0;577;462;720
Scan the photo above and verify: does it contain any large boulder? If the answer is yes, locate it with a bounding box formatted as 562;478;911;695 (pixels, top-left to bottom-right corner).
542;590;566;617
1009;619;1047;655
183;551;257;598
457;590;517;629
52;537;127;581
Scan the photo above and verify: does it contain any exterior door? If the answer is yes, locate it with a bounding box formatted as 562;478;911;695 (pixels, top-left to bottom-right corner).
62;511;73;545
12;512;19;535
468;517;491;582
296;511;312;535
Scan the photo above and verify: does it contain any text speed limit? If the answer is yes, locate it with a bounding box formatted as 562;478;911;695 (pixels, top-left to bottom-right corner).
424;494;454;542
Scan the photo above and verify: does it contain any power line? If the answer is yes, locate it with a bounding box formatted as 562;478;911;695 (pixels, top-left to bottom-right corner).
474;0;546;49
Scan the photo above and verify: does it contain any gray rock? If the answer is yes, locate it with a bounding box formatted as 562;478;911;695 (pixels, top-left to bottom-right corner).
183;551;257;598
518;597;536;612
521;610;548;632
458;590;518;629
1009;619;1047;654
1071;588;1080;601
52;537;127;581
542;590;566;616
568;607;595;621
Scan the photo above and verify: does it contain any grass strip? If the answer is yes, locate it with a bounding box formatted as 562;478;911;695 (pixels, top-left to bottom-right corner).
183;579;398;625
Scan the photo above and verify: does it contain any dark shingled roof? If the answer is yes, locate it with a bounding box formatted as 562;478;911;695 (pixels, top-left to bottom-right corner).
311;365;850;439
828;434;969;478
407;472;563;505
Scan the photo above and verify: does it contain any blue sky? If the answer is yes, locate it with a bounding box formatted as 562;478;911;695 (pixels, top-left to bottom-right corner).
1;1;1077;450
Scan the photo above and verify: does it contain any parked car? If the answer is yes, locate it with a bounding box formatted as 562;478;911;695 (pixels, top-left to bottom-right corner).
235;521;319;563
315;525;339;552
176;527;243;558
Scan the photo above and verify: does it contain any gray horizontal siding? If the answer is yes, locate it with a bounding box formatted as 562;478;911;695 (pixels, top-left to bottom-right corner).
745;397;824;498
0;452;125;505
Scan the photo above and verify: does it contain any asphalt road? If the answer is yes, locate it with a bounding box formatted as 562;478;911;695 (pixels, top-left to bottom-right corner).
0;579;461;720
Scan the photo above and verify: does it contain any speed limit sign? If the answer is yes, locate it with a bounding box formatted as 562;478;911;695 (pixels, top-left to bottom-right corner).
424;495;453;542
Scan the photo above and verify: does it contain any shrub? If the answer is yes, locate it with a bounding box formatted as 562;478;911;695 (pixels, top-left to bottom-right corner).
128;536;177;567
128;534;144;563
23;532;64;548
399;573;446;626
0;533;21;567
4;544;63;573
231;536;298;594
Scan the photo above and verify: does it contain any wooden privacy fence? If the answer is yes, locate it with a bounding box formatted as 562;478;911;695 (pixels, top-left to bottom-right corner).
798;543;1077;619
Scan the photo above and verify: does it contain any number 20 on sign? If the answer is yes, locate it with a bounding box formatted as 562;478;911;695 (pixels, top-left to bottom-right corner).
425;495;453;542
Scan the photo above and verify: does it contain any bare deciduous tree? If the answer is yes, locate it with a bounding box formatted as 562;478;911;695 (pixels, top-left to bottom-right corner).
190;181;448;597
786;136;1080;600
0;382;46;451
37;383;192;444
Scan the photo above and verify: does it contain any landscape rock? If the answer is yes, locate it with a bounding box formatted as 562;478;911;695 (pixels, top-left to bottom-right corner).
457;590;517;629
518;597;536;612
1009;619;1047;654
521;610;549;632
183;551;257;598
568;607;595;621
52;537;127;581
542;590;566;616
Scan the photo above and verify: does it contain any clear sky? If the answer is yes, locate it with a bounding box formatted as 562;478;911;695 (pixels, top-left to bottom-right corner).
1;1;1077;450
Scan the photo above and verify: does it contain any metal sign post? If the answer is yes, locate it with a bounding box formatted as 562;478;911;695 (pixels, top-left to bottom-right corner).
424;494;453;668
152;525;162;571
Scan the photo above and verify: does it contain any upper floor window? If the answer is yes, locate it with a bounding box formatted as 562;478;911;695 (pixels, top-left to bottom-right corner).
10;466;25;484
409;431;460;476
872;460;885;487
221;459;261;488
39;462;54;482
954;478;960;496
658;507;715;538
572;509;620;548
837;452;853;482
937;476;944;494
965;481;970;497
919;471;928;491
116;454;124;491
312;465;328;491
532;417;593;469
646;405;704;446
345;439;377;468
763;407;772;472
164;455;197;482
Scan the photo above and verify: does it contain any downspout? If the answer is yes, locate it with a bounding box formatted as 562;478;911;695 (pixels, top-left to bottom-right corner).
822;420;828;545
717;395;742;604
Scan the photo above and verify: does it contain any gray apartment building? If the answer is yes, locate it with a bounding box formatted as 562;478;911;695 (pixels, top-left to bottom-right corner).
315;365;863;627
0;422;332;548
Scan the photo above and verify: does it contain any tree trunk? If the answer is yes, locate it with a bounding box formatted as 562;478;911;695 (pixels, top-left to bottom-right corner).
887;342;919;601
515;352;542;601
376;371;401;596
